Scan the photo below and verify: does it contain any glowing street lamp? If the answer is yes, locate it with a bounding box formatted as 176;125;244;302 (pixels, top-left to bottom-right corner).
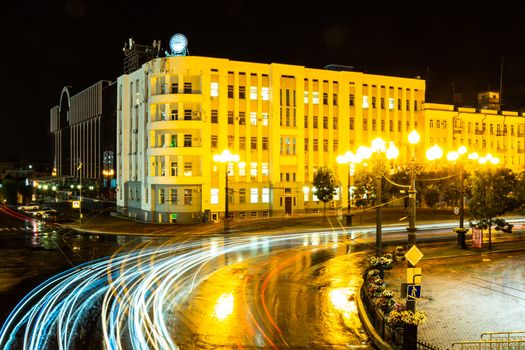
213;150;240;231
336;151;363;214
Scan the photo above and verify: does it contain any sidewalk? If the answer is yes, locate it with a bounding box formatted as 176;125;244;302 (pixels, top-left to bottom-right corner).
382;239;525;349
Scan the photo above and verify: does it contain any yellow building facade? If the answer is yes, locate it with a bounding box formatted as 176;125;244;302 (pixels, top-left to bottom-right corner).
116;56;524;223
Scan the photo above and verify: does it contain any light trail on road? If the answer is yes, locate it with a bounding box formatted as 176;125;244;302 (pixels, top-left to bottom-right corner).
0;230;354;349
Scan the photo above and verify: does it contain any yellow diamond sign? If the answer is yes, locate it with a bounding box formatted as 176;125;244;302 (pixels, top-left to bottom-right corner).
405;245;424;266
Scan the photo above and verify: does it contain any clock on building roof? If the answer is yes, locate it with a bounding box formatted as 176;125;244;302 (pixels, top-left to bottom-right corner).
167;33;188;56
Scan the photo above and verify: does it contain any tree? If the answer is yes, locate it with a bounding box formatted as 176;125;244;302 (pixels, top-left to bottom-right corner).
313;165;337;222
468;168;518;249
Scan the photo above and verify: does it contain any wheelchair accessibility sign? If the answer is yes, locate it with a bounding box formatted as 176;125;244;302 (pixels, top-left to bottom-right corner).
407;285;421;300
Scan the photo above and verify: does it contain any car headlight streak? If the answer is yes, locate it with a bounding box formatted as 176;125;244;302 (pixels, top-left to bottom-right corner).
0;231;344;349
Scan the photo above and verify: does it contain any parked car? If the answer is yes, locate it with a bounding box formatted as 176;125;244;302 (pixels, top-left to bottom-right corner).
17;203;41;211
33;207;58;219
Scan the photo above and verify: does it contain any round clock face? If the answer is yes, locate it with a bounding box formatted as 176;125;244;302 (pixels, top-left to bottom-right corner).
169;34;187;53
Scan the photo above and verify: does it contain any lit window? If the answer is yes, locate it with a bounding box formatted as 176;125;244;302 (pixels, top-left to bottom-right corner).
210;188;219;204
362;96;369;109
250;86;257;100
312;92;319;104
304;91;309;104
303;186;309;202
184;162;192;176
238;162;246;176
250;188;258;203
388;97;395;110
261;87;269;101
250;162;257;177
261;113;269;126
333;187;340;201
262;163;269;176
262;188;270;203
184;189;192;204
250;112;257;126
312;187;319;201
210;82;219;97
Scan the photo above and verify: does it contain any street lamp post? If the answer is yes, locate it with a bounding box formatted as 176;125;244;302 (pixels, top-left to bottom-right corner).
336;151;362;217
370;138;399;257
213;150;240;232
447;146;468;248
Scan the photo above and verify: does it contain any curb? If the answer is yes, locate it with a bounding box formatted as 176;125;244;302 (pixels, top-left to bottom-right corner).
356;281;393;350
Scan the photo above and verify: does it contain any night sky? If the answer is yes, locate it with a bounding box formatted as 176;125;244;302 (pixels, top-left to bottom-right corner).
2;1;524;164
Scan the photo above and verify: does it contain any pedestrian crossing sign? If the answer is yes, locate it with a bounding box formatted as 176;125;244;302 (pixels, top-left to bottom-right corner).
72;201;80;208
407;285;421;300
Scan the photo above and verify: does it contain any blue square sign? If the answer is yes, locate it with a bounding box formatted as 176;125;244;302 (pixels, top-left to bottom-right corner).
407;285;421;300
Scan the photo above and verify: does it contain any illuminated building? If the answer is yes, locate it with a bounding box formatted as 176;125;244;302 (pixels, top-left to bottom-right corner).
116;55;428;223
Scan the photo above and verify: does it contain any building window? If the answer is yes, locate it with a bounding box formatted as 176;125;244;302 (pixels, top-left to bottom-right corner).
388;97;394;110
184;162;192;176
398;99;402;110
381;120;385;131
323;140;328;152
159;189;165;204
304;116;308;128
211;135;218;148
184;134;192;147
228;135;234;148
184;82;192;94
304;138;309;151
363;119;368;131
239;188;246;204
171;162;178;176
261;87;269;101
170;189;177;204
362;96;369;109
380;97;385;109
262;113;269;126
228;85;234;98
389;120;393;132
323;116;328;129
436;120;441;128
323;92;328;105
406;99;410;111
349;94;355;107
250;188;258;203
312;92;319;104
333;116;338;129
262;137;268;150
210;188;219;205
430;120;434;128
239;86;246;99
313;116;318;128
171;83;178;94
372;119;376;131
239;136;246;150
251;137;257;150
250;86;257;100
414;100;418;111
313;139;318;151
250;162;257;177
210;82;219;97
372;97;376;109
262;163;269;176
211;109;218;123
304;91;309;104
238;162;246;176
228;111;234;124
350;117;354;130
171;109;178;120
170;135;177;147
184;109;192;120
184;189;192;204
333;93;338;106
262;188;269;203
250;112;257;126
239;112;246;125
